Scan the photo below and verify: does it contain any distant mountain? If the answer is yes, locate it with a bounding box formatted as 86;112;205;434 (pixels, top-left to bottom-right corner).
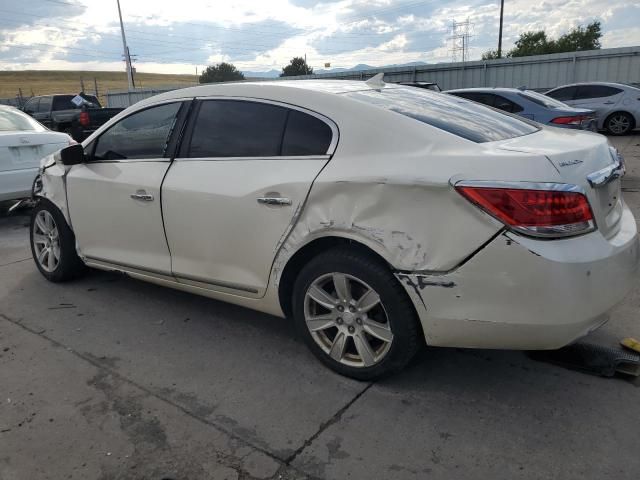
243;61;429;79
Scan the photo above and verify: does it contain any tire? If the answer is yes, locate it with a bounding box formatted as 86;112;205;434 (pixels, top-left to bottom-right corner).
30;199;86;282
605;112;634;136
292;247;422;380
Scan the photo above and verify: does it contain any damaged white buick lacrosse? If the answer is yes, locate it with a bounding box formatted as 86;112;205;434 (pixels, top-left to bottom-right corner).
30;77;639;379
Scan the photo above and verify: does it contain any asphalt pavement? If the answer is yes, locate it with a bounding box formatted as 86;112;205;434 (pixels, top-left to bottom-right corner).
1;134;639;480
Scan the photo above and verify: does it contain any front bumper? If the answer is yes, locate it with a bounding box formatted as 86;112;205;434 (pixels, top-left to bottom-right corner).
397;203;639;350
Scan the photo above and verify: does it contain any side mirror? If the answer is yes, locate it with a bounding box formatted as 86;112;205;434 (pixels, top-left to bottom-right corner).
59;144;85;166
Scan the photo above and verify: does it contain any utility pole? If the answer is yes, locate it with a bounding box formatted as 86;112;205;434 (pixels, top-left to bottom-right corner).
117;0;134;90
497;0;505;58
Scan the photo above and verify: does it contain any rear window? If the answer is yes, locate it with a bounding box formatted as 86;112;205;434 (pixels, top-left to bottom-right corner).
52;95;101;110
518;90;568;109
0;108;46;132
346;88;538;143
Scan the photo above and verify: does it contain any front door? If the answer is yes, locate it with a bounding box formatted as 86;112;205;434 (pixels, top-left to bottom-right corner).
66;101;184;274
162;99;337;296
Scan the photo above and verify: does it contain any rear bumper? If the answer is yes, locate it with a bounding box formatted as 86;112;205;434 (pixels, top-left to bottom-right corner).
0;167;38;202
397;203;639;350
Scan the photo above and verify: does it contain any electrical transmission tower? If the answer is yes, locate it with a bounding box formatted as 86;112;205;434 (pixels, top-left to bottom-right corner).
449;19;473;63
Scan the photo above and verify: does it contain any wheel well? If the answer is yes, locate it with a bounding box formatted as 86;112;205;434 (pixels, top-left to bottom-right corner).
605;111;636;128
277;237;393;318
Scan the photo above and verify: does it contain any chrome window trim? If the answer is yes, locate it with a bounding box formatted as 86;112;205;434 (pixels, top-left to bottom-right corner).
192;95;340;156
452;179;586;195
86;158;171;164
174;155;331;162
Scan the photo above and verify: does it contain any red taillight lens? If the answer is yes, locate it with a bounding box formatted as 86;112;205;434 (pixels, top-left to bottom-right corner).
79;111;90;126
551;115;586;125
456;184;595;237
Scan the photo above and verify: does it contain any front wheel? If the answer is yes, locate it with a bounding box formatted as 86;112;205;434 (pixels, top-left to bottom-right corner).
30;200;86;282
292;247;422;380
605;112;634;135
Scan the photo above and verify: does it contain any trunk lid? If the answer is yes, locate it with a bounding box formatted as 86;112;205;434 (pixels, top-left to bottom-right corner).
0;131;70;173
496;127;623;238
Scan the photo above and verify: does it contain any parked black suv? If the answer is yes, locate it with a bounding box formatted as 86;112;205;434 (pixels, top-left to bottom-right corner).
23;94;123;142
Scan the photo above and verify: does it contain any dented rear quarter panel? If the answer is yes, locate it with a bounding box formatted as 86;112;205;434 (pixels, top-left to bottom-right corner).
271;100;567;287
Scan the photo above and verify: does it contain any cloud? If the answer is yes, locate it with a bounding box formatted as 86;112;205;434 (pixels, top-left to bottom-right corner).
0;0;638;75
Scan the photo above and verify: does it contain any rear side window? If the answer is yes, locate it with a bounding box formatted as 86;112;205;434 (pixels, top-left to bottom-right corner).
493;95;523;113
282;110;333;156
547;86;577;101
52;94;101;110
348;88;537;143
0;108;46;132
187;100;333;158
574;85;623;99
93;102;181;160
189;101;288;157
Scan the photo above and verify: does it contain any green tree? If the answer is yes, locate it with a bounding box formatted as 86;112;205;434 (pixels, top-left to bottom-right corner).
554;21;602;52
280;57;313;77
508;30;552;57
199;62;245;83
481;49;501;60
507;21;602;58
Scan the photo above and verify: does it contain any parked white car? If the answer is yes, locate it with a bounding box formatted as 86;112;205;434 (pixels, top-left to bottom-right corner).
545;82;640;135
30;79;639;379
0;105;73;202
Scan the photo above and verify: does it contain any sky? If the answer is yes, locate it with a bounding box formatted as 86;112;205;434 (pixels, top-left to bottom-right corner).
0;0;638;75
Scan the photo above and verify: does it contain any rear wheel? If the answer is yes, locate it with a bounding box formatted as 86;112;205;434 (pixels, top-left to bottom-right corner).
605;112;634;135
30;200;85;282
292;247;422;380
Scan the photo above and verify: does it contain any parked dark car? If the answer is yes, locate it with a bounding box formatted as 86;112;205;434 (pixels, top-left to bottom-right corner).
22;94;123;142
446;87;597;130
398;81;441;92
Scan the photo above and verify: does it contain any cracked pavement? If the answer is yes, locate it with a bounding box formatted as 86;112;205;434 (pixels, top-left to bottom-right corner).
1;134;639;480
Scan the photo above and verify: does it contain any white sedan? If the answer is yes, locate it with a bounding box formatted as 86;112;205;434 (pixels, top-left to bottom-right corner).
30;78;639;379
0;104;73;202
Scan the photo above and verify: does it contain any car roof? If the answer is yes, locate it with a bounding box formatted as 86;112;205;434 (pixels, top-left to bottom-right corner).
547;82;638;90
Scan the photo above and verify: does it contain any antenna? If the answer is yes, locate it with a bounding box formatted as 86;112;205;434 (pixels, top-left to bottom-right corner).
365;73;385;89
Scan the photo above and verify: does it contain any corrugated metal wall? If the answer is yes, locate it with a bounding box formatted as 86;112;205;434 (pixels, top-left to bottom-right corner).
106;46;640;107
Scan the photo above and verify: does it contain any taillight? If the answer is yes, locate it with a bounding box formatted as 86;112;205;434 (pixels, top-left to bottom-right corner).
551;115;587;125
455;182;595;238
79;111;90;126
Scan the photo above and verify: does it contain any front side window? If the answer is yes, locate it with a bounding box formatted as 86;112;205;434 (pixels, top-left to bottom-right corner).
93;102;182;160
547;86;577;101
0;108;46;132
574;85;623;100
348;88;537;143
38;96;52;113
23;98;39;114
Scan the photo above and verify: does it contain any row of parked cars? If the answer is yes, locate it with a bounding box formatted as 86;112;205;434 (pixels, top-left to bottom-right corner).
21;76;640;379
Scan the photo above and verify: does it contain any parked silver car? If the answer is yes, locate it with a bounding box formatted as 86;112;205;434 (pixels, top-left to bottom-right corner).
446;87;596;130
546;82;640;135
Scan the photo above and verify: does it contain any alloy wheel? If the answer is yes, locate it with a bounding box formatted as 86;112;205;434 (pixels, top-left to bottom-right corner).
304;272;393;368
32;210;61;272
608;114;631;134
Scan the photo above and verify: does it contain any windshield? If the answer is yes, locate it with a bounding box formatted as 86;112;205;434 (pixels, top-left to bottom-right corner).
345;87;538;143
519;90;569;109
0;107;46;132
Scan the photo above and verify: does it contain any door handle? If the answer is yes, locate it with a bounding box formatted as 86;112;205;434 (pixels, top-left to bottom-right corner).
603;101;615;105
130;190;154;201
257;196;292;206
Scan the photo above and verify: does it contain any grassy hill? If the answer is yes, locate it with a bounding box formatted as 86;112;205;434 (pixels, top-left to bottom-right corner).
0;70;197;104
